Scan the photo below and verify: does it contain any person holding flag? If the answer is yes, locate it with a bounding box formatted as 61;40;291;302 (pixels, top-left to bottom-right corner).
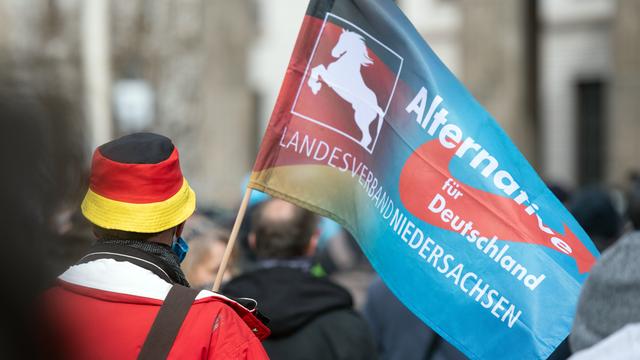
40;133;269;359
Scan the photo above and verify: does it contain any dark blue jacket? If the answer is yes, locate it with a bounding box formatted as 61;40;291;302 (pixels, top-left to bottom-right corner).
364;277;467;360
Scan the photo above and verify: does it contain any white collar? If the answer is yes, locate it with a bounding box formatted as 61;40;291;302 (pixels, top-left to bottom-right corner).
59;258;227;301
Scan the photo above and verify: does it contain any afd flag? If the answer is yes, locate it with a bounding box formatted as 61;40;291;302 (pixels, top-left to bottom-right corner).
249;1;599;358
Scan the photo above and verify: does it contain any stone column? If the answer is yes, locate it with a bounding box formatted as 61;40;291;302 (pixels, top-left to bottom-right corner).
193;0;255;208
460;0;537;166
111;0;256;209
608;0;640;186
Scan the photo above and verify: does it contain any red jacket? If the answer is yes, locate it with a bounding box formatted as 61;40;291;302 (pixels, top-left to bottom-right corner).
40;258;270;359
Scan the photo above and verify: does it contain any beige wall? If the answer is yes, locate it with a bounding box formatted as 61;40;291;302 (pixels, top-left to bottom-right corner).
110;0;257;209
608;0;640;186
460;0;536;165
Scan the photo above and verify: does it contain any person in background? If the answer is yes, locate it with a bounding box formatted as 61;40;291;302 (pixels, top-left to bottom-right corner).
181;213;233;289
364;277;467;360
549;183;626;359
0;82;84;359
40;133;269;359
222;198;377;360
547;182;572;205
568;185;624;252
569;323;640;360
569;183;640;353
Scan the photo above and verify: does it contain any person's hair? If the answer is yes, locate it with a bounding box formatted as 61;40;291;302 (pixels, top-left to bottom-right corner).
183;228;230;269
251;199;318;259
569;185;623;251
92;225;165;241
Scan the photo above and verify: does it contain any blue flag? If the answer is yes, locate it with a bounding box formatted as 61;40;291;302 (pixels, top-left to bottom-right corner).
249;0;600;358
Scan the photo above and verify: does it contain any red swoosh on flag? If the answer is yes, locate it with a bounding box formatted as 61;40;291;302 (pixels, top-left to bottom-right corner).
399;140;596;273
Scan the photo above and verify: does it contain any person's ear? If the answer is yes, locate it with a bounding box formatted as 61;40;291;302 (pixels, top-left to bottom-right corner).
248;233;257;250
176;222;185;237
306;230;320;256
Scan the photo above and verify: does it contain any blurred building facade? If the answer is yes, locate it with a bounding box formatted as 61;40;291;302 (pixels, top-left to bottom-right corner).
253;0;639;191
0;0;637;210
0;0;257;209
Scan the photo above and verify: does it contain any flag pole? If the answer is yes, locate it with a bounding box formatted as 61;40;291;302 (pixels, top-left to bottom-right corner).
212;187;252;292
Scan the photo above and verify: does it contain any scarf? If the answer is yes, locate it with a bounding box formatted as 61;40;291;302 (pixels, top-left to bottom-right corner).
97;238;190;287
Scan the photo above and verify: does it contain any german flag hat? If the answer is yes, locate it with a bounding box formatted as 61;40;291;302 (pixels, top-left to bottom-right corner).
81;133;196;233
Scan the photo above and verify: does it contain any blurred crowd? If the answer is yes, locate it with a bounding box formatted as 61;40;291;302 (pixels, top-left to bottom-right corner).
169;175;640;360
1;78;639;360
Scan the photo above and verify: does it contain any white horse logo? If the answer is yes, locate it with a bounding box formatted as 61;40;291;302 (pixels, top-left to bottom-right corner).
307;29;385;150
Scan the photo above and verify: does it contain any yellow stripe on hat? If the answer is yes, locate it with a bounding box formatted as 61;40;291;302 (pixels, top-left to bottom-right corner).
81;178;196;233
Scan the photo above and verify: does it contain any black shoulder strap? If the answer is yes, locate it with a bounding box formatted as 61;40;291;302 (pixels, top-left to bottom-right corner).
138;285;199;360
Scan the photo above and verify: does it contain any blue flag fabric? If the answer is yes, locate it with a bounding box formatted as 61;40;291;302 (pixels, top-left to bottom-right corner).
249;1;600;358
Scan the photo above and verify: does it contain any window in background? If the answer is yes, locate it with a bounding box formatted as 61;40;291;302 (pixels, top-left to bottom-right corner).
576;79;607;186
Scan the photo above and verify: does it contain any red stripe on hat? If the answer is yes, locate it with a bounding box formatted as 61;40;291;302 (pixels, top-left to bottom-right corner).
89;147;184;204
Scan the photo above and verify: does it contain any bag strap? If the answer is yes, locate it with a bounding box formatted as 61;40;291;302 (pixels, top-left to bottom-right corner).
138;285;200;360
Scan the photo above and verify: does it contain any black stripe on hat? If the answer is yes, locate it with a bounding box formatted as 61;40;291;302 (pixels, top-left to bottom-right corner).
99;133;175;164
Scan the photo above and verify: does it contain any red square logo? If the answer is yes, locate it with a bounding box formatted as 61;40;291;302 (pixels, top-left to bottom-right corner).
291;13;403;153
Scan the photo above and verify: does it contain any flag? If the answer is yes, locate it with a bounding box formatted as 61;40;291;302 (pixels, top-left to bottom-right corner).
249;0;599;358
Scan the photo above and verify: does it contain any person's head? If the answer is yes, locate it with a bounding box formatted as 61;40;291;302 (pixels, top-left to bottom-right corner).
82;133;196;248
547;182;571;205
569;185;623;251
182;233;228;288
249;199;319;260
180;214;232;288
